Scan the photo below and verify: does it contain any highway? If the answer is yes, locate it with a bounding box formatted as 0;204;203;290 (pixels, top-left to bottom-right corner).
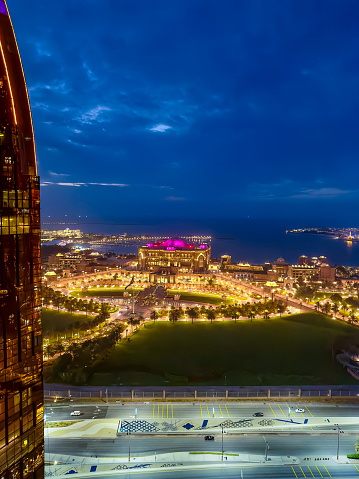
46;434;357;458
45;401;359;422
45;401;359;478
54;465;359;479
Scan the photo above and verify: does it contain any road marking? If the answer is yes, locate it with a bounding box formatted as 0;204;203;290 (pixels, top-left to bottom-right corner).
306;406;314;417
161;405;164;418
218;404;223;417
278;404;286;417
171;404;173;418
157;404;159;418
299;466;306;477
322;466;331;478
166;404;168;418
152;405;155;418
291;466;298;478
200;405;203;418
269;404;276;417
225;404;230;417
315;466;323;478
307;466;315;478
354;465;359;473
206;404;210;417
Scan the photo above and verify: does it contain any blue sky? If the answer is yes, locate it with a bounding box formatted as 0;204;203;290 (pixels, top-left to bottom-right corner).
8;0;359;223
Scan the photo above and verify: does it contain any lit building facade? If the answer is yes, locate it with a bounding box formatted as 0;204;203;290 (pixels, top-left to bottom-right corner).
138;238;211;274
0;1;44;477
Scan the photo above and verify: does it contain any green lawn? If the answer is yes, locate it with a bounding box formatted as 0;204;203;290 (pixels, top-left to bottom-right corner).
89;313;359;387
74;287;229;305
42;308;95;334
74;287;139;298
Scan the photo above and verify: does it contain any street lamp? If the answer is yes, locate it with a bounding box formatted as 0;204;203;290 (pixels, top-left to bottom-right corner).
221;425;224;461
335;425;344;460
263;436;270;461
127;431;131;462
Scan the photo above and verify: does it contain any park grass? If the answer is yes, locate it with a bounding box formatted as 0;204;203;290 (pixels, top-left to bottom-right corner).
89;312;359;387
74;287;139;298
42;308;95;334
75;287;230;305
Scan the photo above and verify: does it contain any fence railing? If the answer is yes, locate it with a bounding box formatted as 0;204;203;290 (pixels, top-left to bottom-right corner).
44;387;358;401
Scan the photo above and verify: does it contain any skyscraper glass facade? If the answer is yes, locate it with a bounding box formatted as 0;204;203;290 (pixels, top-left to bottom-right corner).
0;1;44;477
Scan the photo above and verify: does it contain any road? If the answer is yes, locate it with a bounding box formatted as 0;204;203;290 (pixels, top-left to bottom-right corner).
46;434;357;458
45;401;359;422
58;464;359;479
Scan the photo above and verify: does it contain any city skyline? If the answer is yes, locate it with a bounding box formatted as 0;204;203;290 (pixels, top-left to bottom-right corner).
8;0;359;223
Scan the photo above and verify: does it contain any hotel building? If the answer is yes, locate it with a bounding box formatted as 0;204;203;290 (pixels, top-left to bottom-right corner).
138;238;211;279
0;1;44;477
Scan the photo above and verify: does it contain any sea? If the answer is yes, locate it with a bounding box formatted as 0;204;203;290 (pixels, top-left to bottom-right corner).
41;217;359;267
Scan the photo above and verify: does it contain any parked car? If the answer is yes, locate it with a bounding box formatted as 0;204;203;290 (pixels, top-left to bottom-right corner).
253;412;264;417
70;411;83;416
295;408;305;413
204;435;214;440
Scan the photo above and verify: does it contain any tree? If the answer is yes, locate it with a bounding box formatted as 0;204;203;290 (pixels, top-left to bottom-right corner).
206;308;216;324
150;310;158;323
321;302;331;316
277;302;287;317
331;303;339;317
187;308;199;324
341;301;348;319
263;310;269;321
169;309;180;324
349;310;356;324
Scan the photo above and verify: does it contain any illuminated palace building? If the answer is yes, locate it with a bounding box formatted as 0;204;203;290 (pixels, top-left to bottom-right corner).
138;238;211;282
0;2;44;478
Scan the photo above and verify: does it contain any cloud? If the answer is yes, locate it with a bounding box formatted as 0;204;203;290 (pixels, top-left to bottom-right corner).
83;62;97;82
41;181;128;188
291;188;351;199
29;80;70;95
77;105;112;124
165;196;186;201
148;124;172;133
49;171;69;177
33;41;52;57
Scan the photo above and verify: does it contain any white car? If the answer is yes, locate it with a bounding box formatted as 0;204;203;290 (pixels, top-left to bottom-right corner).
70;410;82;416
295;408;305;413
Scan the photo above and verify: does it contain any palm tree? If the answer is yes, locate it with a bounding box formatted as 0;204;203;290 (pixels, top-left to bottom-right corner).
169;309;180;324
321;302;331;316
150;310;158;323
206;308;216;324
187;308;199;324
331;303;339;318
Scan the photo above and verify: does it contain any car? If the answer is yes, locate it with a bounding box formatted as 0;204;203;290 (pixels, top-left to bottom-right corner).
295;408;305;413
70;411;82;416
253;412;264;417
204;435;214;440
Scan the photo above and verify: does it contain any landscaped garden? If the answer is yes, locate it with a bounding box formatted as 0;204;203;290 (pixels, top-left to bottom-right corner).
42;308;94;335
88;312;359;387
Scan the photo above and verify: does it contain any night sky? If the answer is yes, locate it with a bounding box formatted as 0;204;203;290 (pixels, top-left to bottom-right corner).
8;0;359;224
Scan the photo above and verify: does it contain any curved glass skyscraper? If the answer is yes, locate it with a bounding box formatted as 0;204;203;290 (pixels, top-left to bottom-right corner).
0;1;44;477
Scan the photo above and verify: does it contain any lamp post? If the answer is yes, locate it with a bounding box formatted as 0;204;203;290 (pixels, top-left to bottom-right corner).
335;426;343;460
263;436;269;461
128;431;131;462
221;425;224;461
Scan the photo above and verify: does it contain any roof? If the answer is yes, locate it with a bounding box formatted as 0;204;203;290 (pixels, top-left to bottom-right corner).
142;238;209;251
